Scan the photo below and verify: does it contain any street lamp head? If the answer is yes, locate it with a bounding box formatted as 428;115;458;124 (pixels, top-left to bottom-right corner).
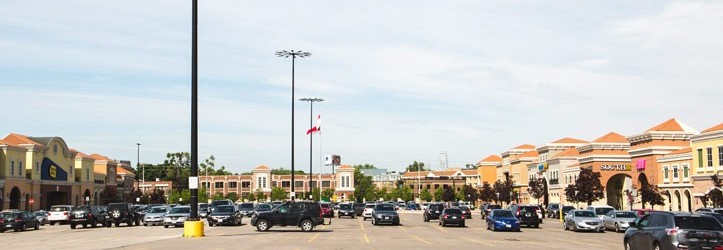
276;50;312;58
137;143;140;146
300;98;324;102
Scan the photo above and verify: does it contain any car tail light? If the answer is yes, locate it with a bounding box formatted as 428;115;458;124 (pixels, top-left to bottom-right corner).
665;227;679;236
461;215;465;219
15;219;23;223
319;209;323;218
444;215;448;219
64;212;68;215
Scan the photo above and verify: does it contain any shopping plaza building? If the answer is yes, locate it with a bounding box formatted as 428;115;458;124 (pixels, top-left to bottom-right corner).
0;133;135;211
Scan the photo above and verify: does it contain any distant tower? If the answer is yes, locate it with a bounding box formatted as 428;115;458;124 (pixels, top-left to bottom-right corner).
439;151;448;171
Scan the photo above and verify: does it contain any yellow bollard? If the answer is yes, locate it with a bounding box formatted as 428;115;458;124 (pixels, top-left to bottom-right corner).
183;221;205;237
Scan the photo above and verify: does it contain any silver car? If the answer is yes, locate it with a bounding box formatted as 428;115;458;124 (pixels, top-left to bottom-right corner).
163;206;190;228
564;210;604;232
602;210;637;232
143;206;168;226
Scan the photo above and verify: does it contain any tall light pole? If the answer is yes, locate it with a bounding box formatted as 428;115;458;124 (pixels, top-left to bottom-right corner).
300;97;323;200
189;0;199;221
276;50;311;200
137;143;142;194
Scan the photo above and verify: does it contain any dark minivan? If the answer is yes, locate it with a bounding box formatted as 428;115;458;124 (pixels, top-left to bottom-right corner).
424;203;445;222
439;208;465;227
624;211;723;250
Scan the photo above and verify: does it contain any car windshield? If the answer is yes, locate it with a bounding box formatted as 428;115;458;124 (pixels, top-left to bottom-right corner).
676;216;723;231
520;207;538;212
72;206;90;212
214;206;235;213
255;204;271;210
340;204;351;209
365;204;375;208
0;212;15;219
575;211;596;217
430;204;444;210
108;204;126;210
239;203;254;209
149;207;167;213
51;206;69;212
170;207;191;214
615;212;636;218
376;205;395;211
494;210;515;218
594;207;614;216
459;206;470;211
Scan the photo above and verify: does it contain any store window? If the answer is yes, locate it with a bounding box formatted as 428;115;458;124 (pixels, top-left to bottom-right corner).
282;181;291;188
11;160;15;176
719;146;723;166
295;181;304;188
242;182;251;188
215;182;224;188
708;148;714;167
683;164;689;179
672;166;679;180
228;182;238;188
663;166;669;180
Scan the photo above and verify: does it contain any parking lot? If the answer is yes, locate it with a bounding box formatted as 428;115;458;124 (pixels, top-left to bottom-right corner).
1;210;624;250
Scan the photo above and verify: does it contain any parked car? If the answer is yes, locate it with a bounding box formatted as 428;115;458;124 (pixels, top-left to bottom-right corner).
320;203;334;218
0;211;40;232
423;203;444;222
695;208;723;214
106;202;141;227
459;205;472;219
561;205;576;217
586;205;615;219
143;206;169;226
48;205;73;225
208;205;241;226
163;205;191;228
362;204;376;221
515;205;541;228
353;203;366;216
697;211;723;226
624;212;723;250
564;210;604;232
371;203;399;226
482;204;502;218
439;208;465;227
547;203;560;218
34;210;48;226
198;203;209;218
250;201;325;232
406;203;421;210
338;203;355;218
254;203;272;214
238;203;255;218
486;209;520;232
603;210;637;232
210;199;234;212
69;205;108;229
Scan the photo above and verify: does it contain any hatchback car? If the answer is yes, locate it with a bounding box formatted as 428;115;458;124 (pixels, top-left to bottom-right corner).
424;203;444;222
362;204;376;221
320;203;334;218
603;210;637;232
624;212;723;250
208;205;241;226
48;205;73;225
1;211;40;232
371;203;399;225
515;205;540;228
439;208;465;227
564;210;604;232
486;209;520;232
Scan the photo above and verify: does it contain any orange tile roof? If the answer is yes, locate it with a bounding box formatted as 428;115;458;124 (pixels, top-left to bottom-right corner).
551;137;589;144
702;123;723;133
666;147;692;156
254;165;270;170
89;153;113;161
513;144;536;150
646;118;696;132
338;165;353;169
593;132;628;143
478;155;502;163
519;151;539;158
461;169;478;175
117;167;134;175
554;148;580;158
403;171;431;178
1;133;42;146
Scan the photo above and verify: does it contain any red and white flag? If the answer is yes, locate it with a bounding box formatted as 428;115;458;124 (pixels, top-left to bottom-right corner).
306;114;322;134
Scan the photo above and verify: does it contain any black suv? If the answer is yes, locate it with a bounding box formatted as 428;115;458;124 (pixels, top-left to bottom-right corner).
625;212;723;250
69;206;108;229
515;205;540;228
338;203;355;218
106;202;140;227
424;203;444;222
250;201;326;232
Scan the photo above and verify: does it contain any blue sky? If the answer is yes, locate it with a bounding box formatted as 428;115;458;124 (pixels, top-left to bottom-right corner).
2;1;722;174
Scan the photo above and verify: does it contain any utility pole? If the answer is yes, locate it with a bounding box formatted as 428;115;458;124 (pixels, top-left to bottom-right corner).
300;97;323;200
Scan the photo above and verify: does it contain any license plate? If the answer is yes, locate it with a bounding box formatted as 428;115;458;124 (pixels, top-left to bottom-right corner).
506;225;511;228
218;219;223;222
6;225;12;228
452;217;457;219
384;217;389;220
76;214;83;218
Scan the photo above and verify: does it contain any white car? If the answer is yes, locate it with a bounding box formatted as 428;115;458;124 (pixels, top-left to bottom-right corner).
362;204;375;221
48;205;73;225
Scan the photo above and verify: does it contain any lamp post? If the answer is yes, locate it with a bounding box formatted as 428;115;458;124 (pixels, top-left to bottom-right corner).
276;49;312;201
495;192;500;205
510;191;514;205
300;97;323;200
137;143;142;194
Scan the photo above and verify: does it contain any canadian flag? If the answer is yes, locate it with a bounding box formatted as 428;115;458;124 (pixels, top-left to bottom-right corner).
306;114;322;134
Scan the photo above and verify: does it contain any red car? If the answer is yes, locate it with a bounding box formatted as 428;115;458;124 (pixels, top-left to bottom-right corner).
320;203;334;218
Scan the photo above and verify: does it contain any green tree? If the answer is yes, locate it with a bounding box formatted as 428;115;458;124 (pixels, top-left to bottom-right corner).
420;188;432;202
270;187;287;201
479;182;495;202
399;186;414;202
442;187;456;202
378;187;389;201
198;187;209;204
565;184;578;204
246;192;256;202
353;164;376;170
493;180;513;203
255;189;267;202
708;175;723;207
406;161;426;172
271;168;305;175
311;187;321;202
434;188;443;201
528;177;546;205
322;188;335;201
462;185;478;203
213;192;225;200
128;188;143;204
574;168;605;206
149;189;166;204
225;192;239;202
640;183;665;209
353;168;377;202
99;186;119;205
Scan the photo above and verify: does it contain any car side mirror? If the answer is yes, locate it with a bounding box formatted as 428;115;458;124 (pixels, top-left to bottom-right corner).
628;222;636;228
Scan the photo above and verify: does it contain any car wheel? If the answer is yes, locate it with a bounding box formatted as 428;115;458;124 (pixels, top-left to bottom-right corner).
624;239;631;250
50;222;55;226
300;220;314;232
82;223;88;228
91;220;97;228
105;222;111;228
615;223;620;233
653;242;661;250
164;225;169;228
363;217;366;221
34;223;39;230
143;223;147;226
209;222;214;227
461;222;465;227
22;224;27;231
128;221;133;227
563;222;568;231
70;223;76;229
573;224;578;232
256;219;269;231
115;222;120;227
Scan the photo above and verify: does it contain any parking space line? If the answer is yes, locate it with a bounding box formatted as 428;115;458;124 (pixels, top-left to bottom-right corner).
308;232;321;243
434;226;448;233
363;233;370;244
461;236;494;247
410;234;432;245
398;225;406;231
360;220;365;231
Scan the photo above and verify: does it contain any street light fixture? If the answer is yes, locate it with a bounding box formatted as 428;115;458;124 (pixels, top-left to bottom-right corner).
137;143;142;194
276;50;312;201
300;97;323;200
495;192;500;204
